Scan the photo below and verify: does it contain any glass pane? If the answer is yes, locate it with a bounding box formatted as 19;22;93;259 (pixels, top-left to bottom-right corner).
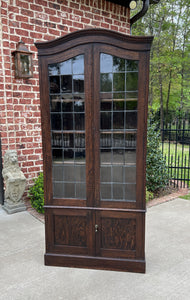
101;166;111;182
100;133;112;148
113;112;124;129
64;183;75;198
49;63;59;76
125;112;137;129
20;54;30;75
101;74;112;92
113;184;123;199
52;165;64;181
124;150;136;164
50;95;61;112
75;165;86;182
113;133;124;148
100;54;138;202
63;164;75;181
52;149;63;163
125;166;136;183
113;56;125;72
101;112;111;130
74;149;85;162
61;75;72;93
74;133;85;148
126;72;138;91
49;76;60;94
112;166;123;182
126;91;138;99
101;184;111;199
100;149;112;163
125;133;136;149
73;75;84;93
127;60;138;71
74;95;85;112
63;113;73;130
101;100;112;111
113;95;125;111
73;55;84;74
125;184;136;201
48;55;86;200
60;59;72;75
63;133;73;148
112;149;124;164
100;54;112;73
62;101;73;112
53;183;64;198
126;100;137;110
51;114;61;130
113;73;125;91
75;113;85;130
64;149;74;161
52;131;63;148
76;183;86;198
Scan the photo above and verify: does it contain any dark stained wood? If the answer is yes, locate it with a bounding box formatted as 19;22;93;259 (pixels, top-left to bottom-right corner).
45;254;146;273
35;29;153;56
36;29;153;273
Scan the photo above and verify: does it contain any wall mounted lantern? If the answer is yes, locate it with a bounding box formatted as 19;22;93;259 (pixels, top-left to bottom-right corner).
12;41;33;79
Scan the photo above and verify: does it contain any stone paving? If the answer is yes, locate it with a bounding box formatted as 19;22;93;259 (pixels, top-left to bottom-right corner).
0;196;190;299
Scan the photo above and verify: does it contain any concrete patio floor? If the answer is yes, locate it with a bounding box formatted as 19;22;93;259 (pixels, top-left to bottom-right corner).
0;198;190;300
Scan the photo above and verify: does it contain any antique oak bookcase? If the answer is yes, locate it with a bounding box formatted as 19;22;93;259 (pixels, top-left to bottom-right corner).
36;29;153;273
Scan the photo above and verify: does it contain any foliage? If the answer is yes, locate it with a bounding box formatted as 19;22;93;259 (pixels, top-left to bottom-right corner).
146;188;154;203
146;121;169;192
28;173;44;214
179;193;190;200
132;0;190;125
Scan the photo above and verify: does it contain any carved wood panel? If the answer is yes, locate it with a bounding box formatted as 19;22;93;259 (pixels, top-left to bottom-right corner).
54;215;87;247
101;217;136;250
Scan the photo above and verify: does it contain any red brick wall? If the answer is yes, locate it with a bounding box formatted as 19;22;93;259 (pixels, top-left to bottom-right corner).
0;0;130;192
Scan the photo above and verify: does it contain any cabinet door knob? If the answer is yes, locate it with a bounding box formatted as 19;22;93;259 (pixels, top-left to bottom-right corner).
95;224;99;232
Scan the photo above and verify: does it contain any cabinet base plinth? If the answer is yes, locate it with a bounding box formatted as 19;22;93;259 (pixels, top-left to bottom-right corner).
44;253;146;273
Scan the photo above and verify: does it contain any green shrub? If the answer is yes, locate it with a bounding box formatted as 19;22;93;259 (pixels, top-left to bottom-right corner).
146;188;154;203
28;173;44;214
146;121;169;192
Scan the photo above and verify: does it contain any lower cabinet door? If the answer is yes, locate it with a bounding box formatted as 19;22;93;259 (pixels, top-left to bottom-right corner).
95;210;145;260
45;208;94;256
45;207;145;272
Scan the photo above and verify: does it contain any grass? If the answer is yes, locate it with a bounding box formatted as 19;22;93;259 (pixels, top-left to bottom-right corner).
161;142;189;162
160;142;190;185
179;194;190;200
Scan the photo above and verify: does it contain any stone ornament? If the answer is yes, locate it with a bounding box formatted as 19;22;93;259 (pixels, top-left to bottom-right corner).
2;150;26;214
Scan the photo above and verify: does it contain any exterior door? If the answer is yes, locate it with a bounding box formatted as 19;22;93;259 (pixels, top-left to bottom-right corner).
36;29;153;272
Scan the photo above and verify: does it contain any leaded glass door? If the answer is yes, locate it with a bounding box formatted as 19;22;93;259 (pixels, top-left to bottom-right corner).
36;29;153;273
49;55;86;200
99;53;138;203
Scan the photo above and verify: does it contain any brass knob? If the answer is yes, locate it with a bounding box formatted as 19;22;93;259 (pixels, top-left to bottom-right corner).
95;224;98;232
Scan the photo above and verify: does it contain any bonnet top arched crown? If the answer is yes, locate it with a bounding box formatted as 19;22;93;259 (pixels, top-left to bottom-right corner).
35;28;153;56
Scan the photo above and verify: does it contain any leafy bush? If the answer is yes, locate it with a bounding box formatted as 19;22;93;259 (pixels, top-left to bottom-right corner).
146;121;169;192
146;188;154;203
28;173;44;214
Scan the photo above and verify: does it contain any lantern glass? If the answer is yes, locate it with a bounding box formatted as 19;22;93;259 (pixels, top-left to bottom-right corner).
13;41;33;79
20;54;30;76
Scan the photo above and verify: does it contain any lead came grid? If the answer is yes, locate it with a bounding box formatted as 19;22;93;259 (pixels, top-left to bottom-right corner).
48;55;86;199
100;53;138;201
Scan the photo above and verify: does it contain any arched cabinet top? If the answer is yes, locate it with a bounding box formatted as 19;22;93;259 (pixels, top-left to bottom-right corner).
35;28;153;56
